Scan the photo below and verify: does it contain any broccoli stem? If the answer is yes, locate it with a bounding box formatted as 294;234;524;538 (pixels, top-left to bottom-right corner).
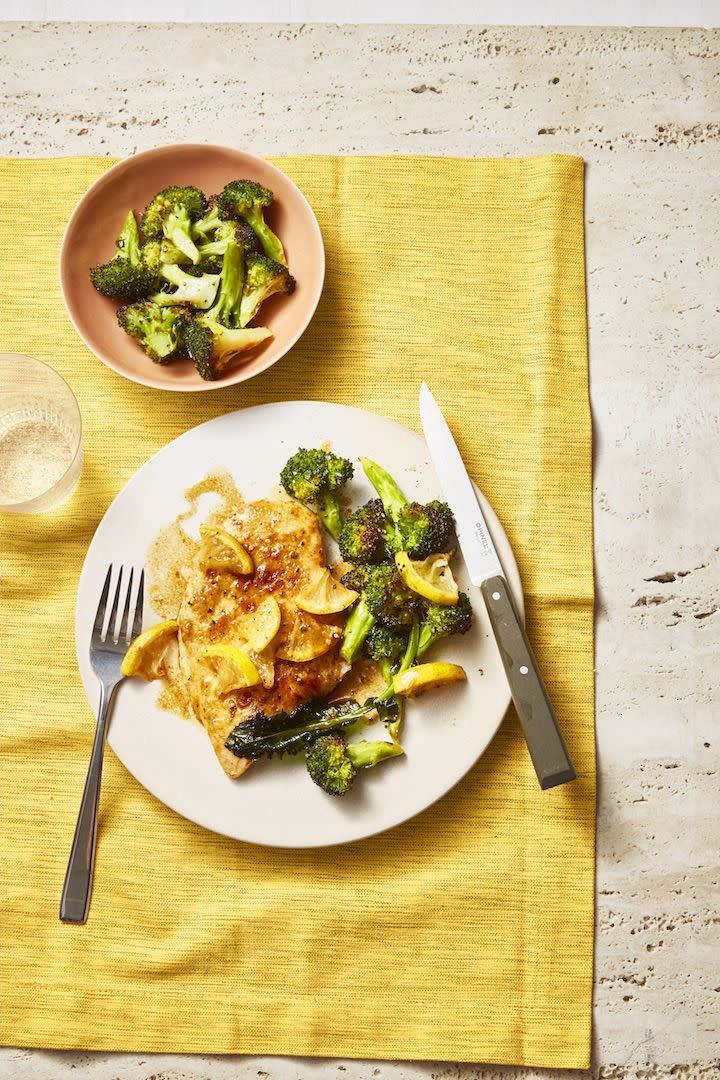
359;457;408;524
346;740;404;769
377;657;394;690
160;263;190;287
319;490;344;540
388;616;418;740
117;210;141;264
378;614;420;704
192;203;222;238
340;597;375;664
245;207;286;265
417;624;436;659
197;238;227;259
386;700;404;743
207;241;245;326
398;614;420;674
372;636;412;742
166;209;201;264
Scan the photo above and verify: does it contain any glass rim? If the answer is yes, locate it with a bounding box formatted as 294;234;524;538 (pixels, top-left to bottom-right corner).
0;352;83;511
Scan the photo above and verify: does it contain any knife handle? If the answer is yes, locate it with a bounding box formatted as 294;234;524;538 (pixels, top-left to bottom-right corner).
480;575;576;790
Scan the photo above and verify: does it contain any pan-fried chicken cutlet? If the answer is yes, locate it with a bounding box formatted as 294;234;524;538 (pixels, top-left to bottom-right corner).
177;497;347;778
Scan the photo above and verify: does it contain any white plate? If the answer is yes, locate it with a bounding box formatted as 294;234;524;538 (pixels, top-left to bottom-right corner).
75;402;523;848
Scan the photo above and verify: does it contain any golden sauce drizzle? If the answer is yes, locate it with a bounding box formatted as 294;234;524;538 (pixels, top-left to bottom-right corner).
147;469;246;723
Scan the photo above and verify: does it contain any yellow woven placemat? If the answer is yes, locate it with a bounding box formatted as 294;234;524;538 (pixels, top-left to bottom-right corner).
0;155;595;1069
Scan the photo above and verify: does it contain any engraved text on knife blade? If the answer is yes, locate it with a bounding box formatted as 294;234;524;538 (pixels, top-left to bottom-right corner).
473;519;494;557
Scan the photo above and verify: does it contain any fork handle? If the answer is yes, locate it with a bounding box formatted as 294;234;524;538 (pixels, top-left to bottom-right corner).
60;682;115;923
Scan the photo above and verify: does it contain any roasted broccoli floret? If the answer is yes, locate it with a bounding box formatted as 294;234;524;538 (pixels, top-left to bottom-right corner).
90;210;158;301
217;179;287;265
90;259;157;302
225;697;396;760
396;500;456;558
360;457;456;559
342;563;420;630
151;264;220;310
417;592;473;658
365;622;406;664
239;252;295;327
364;622;407;688
117;301;185;364
337;499;394;565
181;315;271;381
305;734;403;796
196;219;259;264
141;186;206;265
306;735;355;795
339;563;419;666
280;448;353;539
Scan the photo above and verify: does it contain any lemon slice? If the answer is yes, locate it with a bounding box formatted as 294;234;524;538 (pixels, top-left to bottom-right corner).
121;620;178;679
392;662;466;697
238;596;282;652
275;601;341;662
200;643;261;694
395;551;459;606
295;567;359;615
247;647;275;689
199;525;254;575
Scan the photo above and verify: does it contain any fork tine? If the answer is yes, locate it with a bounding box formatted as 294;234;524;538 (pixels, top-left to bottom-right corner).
92;564;113;640
106;566;124;643
117;567;134;643
131;568;145;641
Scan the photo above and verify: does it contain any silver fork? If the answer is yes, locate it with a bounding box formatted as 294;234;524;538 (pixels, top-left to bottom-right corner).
60;564;144;924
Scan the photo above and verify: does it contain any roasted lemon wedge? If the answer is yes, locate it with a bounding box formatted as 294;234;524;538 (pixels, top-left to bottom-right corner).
199;525;254;575
121;620;178;679
238;596;282;652
200;643;261;694
295;567;359;615
275;601;341;662
392;662;466;697
395;551;459;606
246;648;276;690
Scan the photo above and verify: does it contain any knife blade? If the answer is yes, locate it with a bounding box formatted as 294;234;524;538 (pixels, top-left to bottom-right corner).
419;383;576;790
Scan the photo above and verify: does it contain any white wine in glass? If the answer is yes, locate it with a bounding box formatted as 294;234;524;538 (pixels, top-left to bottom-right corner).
0;354;83;514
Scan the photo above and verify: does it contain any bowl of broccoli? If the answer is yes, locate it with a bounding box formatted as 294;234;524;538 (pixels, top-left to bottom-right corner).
60;143;325;391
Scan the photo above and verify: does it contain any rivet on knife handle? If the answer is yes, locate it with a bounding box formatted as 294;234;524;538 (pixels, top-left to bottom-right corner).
480;575;576;790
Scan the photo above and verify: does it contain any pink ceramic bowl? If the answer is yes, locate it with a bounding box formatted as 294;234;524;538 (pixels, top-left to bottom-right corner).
60;144;324;391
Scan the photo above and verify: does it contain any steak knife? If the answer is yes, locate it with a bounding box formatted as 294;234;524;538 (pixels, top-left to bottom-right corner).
419;383;576;790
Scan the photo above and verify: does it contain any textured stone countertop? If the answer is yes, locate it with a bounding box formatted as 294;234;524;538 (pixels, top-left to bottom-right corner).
0;21;717;1080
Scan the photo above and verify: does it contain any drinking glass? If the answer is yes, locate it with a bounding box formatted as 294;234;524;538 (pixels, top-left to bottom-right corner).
0;353;83;513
